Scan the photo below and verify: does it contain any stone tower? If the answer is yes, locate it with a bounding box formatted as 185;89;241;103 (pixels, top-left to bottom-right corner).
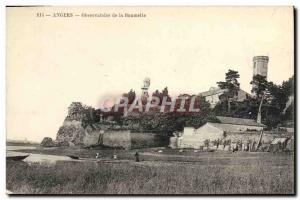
252;56;269;96
252;56;269;123
253;56;269;78
141;77;150;99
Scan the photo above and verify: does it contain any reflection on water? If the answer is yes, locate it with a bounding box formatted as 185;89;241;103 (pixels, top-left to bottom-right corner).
23;153;73;164
7;146;72;164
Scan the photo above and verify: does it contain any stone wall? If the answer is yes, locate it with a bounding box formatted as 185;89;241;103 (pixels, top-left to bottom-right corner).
55;102;169;148
102;130;131;149
170;130;293;150
130;132;168;149
83;129;101;146
225;132;273;143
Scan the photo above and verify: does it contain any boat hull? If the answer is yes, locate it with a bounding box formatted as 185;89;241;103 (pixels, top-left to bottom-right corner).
6;155;29;161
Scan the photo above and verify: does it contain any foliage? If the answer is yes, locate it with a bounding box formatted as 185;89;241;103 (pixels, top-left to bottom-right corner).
282;75;294;97
250;74;269;98
40;137;57;147
122;89;136;104
68;102;85;116
217;70;240;113
121;94;212;136
66;102;99;127
152;87;171;105
214;73;294;128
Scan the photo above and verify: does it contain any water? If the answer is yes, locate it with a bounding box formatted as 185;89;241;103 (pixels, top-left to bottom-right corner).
22;153;73;164
7;145;72;164
6;146;37;151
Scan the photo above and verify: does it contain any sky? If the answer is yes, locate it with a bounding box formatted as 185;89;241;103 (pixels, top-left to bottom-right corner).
6;6;294;142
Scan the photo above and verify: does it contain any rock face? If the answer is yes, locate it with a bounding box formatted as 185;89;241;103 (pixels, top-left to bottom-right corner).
55;102;101;146
40;137;57;147
54;102;168;148
56;120;86;146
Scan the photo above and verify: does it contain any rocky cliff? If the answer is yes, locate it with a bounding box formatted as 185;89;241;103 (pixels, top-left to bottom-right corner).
56;120;86;146
55;119;123;147
51;102;125;147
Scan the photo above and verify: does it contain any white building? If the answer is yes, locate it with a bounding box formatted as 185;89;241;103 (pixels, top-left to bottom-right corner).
170;116;266;149
199;87;250;108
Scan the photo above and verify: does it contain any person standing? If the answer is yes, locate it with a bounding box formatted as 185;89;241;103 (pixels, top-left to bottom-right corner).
135;152;140;162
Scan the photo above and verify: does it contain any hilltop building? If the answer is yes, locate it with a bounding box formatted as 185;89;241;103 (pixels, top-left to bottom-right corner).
199;56;269;107
199;87;250;108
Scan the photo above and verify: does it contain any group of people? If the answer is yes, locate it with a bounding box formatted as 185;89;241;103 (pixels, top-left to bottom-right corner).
94;151;140;162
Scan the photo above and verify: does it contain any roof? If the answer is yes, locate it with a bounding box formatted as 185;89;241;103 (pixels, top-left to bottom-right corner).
199;88;226;97
206;122;263;133
207;123;240;132
236;90;251;101
216;116;266;127
199;88;251;100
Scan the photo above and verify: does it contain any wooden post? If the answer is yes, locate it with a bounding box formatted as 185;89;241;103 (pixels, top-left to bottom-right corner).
255;131;264;151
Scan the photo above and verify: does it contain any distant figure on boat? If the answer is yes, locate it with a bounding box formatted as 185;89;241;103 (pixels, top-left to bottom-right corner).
96;153;100;159
135;152;140;162
113;154;117;159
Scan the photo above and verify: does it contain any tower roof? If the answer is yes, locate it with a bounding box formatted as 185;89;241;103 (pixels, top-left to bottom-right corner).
253;56;269;62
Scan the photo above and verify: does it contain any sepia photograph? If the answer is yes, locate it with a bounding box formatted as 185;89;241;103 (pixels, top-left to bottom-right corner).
6;6;295;195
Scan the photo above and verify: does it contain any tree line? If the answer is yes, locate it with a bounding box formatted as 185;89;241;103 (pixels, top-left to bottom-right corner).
67;70;294;135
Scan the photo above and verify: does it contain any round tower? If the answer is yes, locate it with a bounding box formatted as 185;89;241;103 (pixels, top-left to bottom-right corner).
253;56;269;78
252;56;269;96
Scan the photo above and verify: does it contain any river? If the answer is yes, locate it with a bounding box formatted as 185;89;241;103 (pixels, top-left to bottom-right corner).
7;145;72;164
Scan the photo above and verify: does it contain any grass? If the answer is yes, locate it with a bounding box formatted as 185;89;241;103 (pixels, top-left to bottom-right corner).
6;152;294;194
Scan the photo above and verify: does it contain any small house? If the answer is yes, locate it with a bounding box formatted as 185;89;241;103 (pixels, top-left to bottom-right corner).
170;116;267;149
199;88;250;108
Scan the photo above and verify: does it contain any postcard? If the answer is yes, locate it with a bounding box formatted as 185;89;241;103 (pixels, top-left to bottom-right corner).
6;6;294;195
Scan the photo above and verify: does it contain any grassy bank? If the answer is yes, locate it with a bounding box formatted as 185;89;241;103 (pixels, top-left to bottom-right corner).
7;154;294;194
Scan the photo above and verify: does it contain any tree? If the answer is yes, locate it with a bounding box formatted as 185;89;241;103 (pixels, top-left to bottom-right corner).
282;75;294;97
122;92;213;136
66;102;98;127
250;74;269;98
249;75;295;127
122;89;136;105
68;102;85;116
213;75;294;128
152;87;171;106
250;75;276;123
217;69;240;113
281;76;294;121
